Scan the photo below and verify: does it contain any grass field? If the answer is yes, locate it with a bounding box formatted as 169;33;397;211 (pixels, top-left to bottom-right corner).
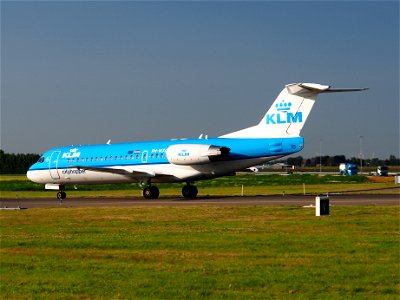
1;206;399;299
1;174;398;198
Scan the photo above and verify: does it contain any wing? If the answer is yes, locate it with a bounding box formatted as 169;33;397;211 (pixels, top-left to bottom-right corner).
73;165;155;181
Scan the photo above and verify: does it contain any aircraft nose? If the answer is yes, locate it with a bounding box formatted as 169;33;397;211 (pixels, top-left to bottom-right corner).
26;169;33;181
26;169;37;182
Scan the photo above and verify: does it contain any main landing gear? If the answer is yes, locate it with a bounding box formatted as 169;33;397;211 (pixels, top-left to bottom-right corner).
182;183;198;199
141;182;198;199
142;185;160;199
52;183;198;200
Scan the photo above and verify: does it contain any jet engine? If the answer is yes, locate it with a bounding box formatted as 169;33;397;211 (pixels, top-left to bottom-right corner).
166;144;230;165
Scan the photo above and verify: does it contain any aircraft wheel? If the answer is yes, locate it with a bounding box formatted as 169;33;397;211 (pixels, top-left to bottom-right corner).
143;186;159;199
57;191;66;200
182;185;198;199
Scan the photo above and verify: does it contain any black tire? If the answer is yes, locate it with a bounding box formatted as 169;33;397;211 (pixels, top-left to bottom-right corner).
143;186;159;199
182;185;198;199
143;187;152;199
190;185;198;198
149;186;159;199
57;191;66;200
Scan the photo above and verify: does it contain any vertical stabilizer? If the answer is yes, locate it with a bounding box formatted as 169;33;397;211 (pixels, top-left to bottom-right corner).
220;83;367;138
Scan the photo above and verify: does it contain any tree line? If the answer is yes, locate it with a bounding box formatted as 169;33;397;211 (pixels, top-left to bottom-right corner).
0;150;399;174
0;150;40;174
284;155;400;167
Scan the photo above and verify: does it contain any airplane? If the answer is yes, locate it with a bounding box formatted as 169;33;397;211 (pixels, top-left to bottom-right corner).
27;83;367;200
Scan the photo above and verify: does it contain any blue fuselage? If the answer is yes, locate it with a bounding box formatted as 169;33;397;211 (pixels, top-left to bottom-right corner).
28;136;304;185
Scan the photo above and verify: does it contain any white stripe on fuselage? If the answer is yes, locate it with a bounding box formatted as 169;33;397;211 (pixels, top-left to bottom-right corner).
27;156;282;185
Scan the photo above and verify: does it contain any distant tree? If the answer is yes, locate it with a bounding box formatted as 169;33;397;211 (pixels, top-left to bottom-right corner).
386;155;400;166
0;150;40;174
287;156;303;167
369;158;380;166
333;155;347;165
349;157;358;164
327;156;335;166
304;158;312;167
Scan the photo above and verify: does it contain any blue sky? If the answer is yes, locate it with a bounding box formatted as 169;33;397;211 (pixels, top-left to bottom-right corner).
1;1;398;159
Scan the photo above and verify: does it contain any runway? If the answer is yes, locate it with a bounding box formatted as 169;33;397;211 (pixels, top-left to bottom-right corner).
0;194;398;209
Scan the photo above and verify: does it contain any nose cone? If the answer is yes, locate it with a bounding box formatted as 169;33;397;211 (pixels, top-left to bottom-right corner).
26;169;35;182
26;167;41;183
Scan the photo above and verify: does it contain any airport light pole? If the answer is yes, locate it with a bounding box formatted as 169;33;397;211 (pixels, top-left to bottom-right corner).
359;135;363;175
319;139;323;175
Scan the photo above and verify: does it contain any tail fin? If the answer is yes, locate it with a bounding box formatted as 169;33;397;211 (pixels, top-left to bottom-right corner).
220;83;368;138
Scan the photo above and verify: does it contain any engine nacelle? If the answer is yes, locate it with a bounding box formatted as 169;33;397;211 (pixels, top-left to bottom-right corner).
166;144;230;165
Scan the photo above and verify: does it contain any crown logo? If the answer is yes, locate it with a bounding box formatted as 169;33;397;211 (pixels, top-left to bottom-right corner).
275;100;292;111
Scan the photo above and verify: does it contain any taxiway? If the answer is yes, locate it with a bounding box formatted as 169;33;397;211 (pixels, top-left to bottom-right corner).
0;194;398;209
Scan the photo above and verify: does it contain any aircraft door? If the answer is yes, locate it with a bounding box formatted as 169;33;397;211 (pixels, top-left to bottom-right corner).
49;151;61;180
141;150;148;163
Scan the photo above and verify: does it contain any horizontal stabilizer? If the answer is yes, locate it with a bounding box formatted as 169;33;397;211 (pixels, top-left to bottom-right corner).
286;83;368;97
220;82;368;138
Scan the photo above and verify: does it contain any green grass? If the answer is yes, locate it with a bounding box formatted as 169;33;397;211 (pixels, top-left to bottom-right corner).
0;175;28;181
1;206;399;299
1;174;398;198
1;174;368;190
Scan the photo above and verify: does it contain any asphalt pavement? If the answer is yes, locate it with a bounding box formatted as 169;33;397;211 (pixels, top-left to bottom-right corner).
0;194;398;209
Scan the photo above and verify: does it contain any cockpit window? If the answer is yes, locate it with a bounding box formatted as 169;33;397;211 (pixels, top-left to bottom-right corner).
37;157;45;163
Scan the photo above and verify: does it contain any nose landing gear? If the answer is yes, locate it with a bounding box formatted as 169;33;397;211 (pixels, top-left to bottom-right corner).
56;191;66;200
